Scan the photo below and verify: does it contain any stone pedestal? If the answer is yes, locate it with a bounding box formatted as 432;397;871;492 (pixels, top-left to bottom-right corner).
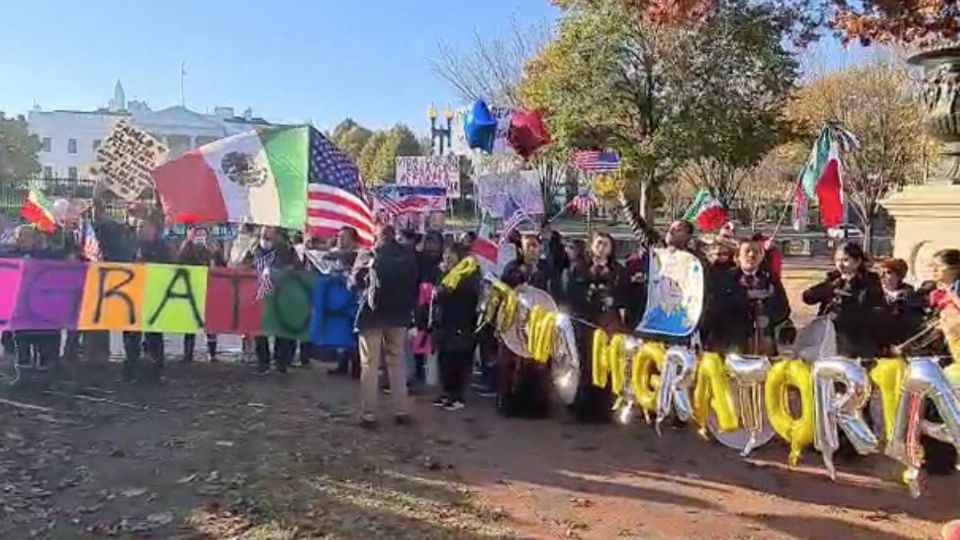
883;183;960;282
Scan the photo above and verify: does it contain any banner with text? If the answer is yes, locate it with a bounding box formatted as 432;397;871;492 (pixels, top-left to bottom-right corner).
0;260;358;348
395;155;461;197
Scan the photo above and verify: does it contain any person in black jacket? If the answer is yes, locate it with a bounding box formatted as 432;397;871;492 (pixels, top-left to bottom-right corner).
710;238;791;356
431;243;481;411
874;258;927;356
802;242;885;358
10;226;64;371
565;232;628;422
351;224;420;427
178;228;226;363
122;219;169;381
500;235;554;291
497;234;553;417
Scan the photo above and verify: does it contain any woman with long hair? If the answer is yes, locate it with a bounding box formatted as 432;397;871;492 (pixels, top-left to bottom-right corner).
565;232;628;422
497;235;555;417
431;242;482;412
802;242;885;358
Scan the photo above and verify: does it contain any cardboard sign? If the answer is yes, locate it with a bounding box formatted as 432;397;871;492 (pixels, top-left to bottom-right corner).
451;106;514;156
90;120;168;201
395;155;461;197
474;170;544;218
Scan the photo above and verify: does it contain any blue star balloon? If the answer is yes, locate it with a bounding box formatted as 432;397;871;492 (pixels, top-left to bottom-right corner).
463;99;498;153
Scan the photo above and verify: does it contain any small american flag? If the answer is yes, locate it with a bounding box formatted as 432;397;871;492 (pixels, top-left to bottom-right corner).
371;186;445;217
566;191;595;214
305;129;375;247
570;151;620;172
78;217;102;262
498;196;531;246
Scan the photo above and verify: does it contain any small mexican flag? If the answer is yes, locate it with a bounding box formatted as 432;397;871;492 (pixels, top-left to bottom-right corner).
799;127;843;228
683;189;727;232
471;211;498;267
20;189;56;233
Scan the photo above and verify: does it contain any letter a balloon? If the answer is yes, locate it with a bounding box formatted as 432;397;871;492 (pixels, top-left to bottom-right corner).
463;99;498;153
507;109;550;159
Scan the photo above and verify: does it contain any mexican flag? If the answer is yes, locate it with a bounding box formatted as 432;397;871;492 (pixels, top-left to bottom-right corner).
152;126;309;229
20;189;55;233
471;211;498;267
799;128;843;228
683;189;727;232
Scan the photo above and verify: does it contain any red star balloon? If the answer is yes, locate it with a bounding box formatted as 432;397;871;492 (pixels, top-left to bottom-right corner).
507;109;551;160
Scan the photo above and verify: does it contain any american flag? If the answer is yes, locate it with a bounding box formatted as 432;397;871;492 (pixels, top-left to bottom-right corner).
77;217;102;262
498;196;531;246
305;129;376;247
566;191;594;214
371;186;445;217
570;150;620;172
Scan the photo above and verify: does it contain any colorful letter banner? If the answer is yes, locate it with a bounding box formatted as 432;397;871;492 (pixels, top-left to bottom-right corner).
0;260;358;348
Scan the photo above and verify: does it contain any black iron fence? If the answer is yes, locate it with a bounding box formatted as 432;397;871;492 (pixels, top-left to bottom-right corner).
0;177;154;221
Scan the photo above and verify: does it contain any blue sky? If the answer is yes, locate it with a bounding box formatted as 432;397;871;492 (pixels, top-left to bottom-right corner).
0;1;870;135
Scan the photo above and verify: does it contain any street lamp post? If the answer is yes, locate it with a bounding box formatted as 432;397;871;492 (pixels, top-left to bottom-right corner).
427;104;454;156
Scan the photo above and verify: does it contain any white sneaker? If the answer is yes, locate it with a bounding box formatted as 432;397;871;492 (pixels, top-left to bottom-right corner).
443;400;465;411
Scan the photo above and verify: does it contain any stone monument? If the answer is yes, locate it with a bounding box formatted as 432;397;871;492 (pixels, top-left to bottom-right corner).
883;45;960;283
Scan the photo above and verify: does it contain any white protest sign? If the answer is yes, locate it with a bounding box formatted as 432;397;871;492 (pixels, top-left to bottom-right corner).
474;170;544;218
395;155;461;197
90;120;168;201
451;106;514;156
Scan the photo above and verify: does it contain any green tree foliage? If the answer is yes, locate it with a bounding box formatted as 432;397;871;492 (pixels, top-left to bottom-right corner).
0;112;41;183
354;124;426;184
330;118;373;161
521;0;799;214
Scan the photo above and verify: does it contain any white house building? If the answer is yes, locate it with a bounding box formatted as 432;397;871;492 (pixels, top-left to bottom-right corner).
28;81;274;179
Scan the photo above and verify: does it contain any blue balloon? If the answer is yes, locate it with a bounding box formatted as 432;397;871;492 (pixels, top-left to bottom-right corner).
463;99;498;153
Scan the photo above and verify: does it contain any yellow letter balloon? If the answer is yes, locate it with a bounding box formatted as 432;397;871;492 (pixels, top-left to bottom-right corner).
765;359;815;466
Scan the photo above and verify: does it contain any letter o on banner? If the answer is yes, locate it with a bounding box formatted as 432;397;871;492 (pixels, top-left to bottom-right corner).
764;359;815;466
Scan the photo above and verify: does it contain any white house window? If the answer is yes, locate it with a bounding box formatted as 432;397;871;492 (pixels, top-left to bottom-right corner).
68;138;78;154
68;167;78;179
93;139;101;151
42;137;51;152
43;166;53;178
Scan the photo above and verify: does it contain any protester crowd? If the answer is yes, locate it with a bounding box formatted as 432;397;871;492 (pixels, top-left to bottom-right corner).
1;191;958;472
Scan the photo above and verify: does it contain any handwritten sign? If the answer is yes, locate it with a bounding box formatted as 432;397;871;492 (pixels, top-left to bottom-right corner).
474;170;544;218
452;106;514;156
90;120;168;201
0;260;359;347
395;155;461;197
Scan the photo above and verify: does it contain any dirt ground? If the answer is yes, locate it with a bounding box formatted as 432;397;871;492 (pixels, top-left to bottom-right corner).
0;353;956;540
0;268;957;540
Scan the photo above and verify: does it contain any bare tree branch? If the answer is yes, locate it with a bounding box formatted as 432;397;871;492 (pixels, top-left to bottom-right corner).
430;17;550;107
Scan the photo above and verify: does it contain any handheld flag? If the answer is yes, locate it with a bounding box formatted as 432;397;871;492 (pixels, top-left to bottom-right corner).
20;189;56;233
683;189;727;232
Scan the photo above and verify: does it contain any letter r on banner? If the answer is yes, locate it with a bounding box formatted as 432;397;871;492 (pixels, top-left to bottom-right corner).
78;263;146;331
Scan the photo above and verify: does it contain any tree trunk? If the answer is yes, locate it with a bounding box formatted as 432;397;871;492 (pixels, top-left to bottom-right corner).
863;219;874;256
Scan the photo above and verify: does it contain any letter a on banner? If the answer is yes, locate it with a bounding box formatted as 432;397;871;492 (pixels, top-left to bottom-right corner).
143;264;208;333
